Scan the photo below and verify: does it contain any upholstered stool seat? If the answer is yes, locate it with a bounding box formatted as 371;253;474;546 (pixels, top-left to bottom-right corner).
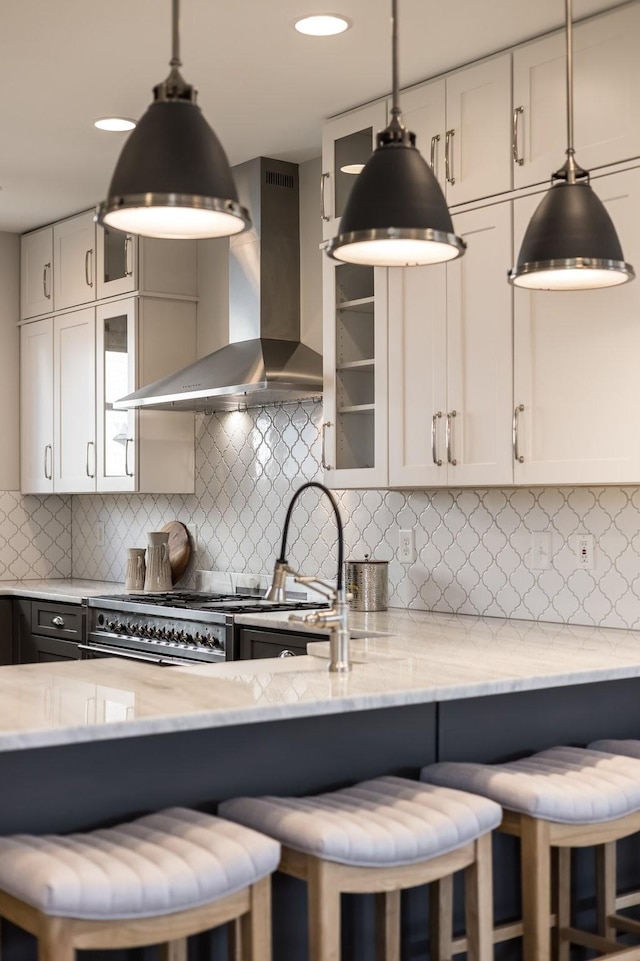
0;807;280;961
422;746;640;961
220;775;502;961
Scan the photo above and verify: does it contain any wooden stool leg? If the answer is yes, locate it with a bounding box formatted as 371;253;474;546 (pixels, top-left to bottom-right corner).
307;859;341;961
429;876;454;961
158;940;188;961
375;891;400;961
520;815;551;961
465;832;493;961
227;919;242;961
241;877;272;961
38;918;75;961
596;841;617;943
555;847;571;961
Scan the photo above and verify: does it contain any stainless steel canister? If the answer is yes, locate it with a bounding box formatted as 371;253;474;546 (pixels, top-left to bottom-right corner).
344;555;388;611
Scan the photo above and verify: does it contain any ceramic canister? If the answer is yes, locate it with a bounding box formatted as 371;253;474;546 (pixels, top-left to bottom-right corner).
344;555;388;611
125;548;146;592
144;531;172;592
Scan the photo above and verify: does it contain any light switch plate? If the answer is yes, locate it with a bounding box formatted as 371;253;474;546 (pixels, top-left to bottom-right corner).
530;531;552;570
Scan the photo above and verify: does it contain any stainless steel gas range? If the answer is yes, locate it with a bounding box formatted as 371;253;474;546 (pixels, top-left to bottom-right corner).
83;591;327;665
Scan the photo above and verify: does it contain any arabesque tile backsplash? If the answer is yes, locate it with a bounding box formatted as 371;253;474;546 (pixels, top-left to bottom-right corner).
67;401;640;630
0;492;71;580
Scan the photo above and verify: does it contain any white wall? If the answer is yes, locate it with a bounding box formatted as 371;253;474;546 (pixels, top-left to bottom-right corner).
0;233;20;490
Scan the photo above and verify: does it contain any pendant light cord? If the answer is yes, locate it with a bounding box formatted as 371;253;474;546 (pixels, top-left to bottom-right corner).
171;0;182;68
565;0;574;156
390;0;399;125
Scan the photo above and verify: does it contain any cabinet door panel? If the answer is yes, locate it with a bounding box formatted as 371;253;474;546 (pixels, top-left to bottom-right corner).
321;102;387;241
96;298;136;492
96;227;136;299
447;204;513;486
54;212;96;311
20;319;54;493
20;228;53;320
388;263;447;487
396;79;446;191
514;4;640;190
53;308;96;492
446;54;512;206
514;166;640;485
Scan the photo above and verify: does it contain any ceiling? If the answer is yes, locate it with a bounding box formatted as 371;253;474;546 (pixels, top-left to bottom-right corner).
0;0;627;233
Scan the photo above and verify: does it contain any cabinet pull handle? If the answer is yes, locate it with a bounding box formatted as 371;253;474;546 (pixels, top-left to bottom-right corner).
86;441;95;478
320;172;331;222
430;134;440;177
84;249;94;287
125;437;134;476
513;404;525;463
44;444;53;480
431;411;443;466
42;262;52;300
512;106;524;166
446;410;457;466
445;129;456;185
52;615;65;628
321;421;332;471
124;235;134;277
278;650;296;658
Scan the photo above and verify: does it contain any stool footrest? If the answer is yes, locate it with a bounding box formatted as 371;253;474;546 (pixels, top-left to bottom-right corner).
609;914;640;937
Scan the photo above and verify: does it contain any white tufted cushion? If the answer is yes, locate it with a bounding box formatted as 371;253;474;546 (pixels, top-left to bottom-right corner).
0;807;280;920
589;739;640;759
218;776;501;868
421;747;640;824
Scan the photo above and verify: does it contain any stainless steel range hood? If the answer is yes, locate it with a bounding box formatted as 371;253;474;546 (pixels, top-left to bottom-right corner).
114;157;323;412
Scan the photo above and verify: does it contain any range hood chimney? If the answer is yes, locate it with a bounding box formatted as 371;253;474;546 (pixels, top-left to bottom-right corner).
114;157;323;412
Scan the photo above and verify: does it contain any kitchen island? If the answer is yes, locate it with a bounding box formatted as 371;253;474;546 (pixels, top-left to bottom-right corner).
2;609;640;960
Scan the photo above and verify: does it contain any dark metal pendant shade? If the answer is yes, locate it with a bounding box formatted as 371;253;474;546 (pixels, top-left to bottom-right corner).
326;137;466;266
97;99;250;239
509;180;634;289
97;0;250;241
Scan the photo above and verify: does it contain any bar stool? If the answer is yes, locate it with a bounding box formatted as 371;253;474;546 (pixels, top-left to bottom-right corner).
590;739;640;947
421;746;640;961
0;807;280;961
219;775;502;961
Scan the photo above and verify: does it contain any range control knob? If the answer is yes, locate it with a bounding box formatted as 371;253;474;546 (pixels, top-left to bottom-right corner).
114;622;123;633
106;620;116;631
194;632;203;646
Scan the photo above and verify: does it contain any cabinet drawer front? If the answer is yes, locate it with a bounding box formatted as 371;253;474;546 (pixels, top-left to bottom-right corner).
31;603;84;640
237;628;323;660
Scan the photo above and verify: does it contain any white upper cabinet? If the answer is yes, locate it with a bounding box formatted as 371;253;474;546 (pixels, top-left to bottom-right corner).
20;318;54;493
20;227;53;320
53;307;96;493
321;102;387;241
398;54;512;208
513;165;640;486
53;211;96;311
513;3;640;190
388;202;513;488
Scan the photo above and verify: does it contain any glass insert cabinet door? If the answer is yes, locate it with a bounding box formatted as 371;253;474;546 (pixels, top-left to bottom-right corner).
96;227;136;300
321;102;387;241
95;298;136;491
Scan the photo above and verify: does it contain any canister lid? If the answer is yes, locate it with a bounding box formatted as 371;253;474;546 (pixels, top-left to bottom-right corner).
345;554;388;565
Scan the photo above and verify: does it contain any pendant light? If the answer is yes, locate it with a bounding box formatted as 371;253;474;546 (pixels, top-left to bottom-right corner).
325;0;465;267
96;0;251;241
509;0;634;290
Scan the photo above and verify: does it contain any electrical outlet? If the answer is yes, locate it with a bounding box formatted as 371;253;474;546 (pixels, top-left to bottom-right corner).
95;522;105;547
575;534;595;570
530;531;552;570
398;529;416;564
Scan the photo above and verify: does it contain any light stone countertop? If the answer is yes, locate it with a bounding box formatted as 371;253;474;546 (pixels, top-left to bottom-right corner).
0;579;123;603
2;608;640;753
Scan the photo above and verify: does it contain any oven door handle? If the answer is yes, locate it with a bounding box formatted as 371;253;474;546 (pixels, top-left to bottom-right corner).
78;643;202;666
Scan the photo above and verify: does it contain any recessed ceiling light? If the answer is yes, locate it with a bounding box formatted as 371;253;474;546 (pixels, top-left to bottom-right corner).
340;163;365;175
294;14;352;36
94;117;137;132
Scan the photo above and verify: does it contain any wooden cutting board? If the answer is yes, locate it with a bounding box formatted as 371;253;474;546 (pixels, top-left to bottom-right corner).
161;521;191;585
